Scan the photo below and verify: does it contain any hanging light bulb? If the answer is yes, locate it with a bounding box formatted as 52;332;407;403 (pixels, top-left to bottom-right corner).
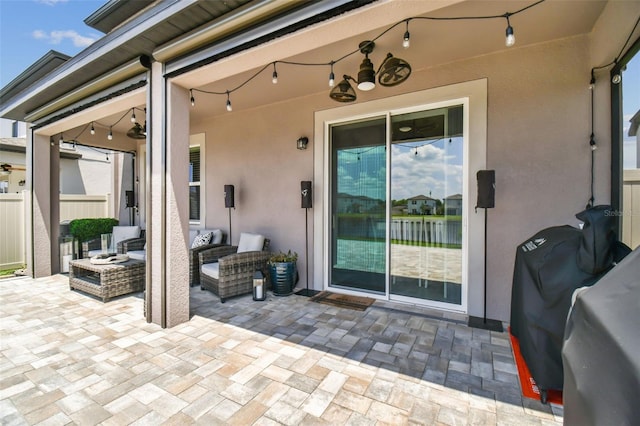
589;72;595;90
505;16;515;47
90;122;95;135
226;91;233;112
190;89;195;107
403;20;410;49
59;133;64;144
272;63;278;84
130;108;136;123
108;127;113;140
329;62;335;87
590;133;597;151
357;41;376;91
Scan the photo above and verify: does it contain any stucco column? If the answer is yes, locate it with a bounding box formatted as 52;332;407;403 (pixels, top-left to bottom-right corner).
28;132;60;277
146;61;189;327
165;82;190;327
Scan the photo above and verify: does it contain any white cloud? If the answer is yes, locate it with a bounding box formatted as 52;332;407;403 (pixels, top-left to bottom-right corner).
32;29;97;47
36;0;69;5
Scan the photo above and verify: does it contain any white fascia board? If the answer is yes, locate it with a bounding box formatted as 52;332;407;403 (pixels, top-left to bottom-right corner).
25;62;146;123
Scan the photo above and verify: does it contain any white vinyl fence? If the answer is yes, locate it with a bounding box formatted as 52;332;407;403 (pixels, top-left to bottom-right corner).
622;169;640;250
0;192;110;269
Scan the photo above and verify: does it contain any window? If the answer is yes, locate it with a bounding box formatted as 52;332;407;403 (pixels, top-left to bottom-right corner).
189;146;201;222
11;121;19;137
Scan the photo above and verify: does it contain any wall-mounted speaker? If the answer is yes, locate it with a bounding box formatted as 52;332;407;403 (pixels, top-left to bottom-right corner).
476;170;495;209
125;190;135;208
224;184;235;208
301;181;312;208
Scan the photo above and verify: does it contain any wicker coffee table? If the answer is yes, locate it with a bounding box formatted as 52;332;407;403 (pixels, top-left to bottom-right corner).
69;258;145;302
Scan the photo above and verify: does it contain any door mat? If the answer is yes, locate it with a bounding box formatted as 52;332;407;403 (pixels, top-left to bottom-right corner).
509;327;563;405
310;291;375;311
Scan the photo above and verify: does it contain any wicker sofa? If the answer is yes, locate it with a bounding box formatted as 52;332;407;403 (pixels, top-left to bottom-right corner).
199;232;271;302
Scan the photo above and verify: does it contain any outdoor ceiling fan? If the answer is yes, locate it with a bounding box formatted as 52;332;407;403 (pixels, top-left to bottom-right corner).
377;53;412;87
127;122;147;139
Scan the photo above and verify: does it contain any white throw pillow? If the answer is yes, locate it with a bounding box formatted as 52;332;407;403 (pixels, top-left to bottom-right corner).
191;232;212;249
237;233;265;253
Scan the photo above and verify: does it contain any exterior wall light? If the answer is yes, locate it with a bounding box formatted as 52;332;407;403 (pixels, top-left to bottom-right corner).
297;137;309;150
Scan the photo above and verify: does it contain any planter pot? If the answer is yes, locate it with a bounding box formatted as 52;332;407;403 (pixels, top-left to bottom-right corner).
269;262;297;296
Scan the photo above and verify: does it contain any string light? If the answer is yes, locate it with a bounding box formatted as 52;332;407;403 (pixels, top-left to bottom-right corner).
130;108;136;123
329;62;335;87
59;133;64;144
226;91;232;112
90;122;95;135
403;20;410;49
505;15;515;47
108;127;113;140
187;1;545;110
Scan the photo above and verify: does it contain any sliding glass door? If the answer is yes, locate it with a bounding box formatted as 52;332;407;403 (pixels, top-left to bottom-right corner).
330;117;386;294
389;106;463;306
328;105;464;308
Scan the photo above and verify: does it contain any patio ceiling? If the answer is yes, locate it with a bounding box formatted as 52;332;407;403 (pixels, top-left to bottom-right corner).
35;0;607;144
177;0;607;121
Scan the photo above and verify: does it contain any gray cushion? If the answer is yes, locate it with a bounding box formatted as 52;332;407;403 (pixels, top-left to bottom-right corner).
127;250;146;261
112;226;141;250
201;262;219;280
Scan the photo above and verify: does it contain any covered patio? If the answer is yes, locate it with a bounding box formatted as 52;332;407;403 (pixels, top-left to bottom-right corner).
3;0;636;328
0;275;562;424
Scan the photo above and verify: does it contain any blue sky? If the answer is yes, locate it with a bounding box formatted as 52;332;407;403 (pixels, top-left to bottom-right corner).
0;0;103;87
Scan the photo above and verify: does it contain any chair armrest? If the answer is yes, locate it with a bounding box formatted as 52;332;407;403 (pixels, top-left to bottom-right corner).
199;245;238;265
120;237;146;254
218;251;272;277
81;238;101;258
190;243;226;257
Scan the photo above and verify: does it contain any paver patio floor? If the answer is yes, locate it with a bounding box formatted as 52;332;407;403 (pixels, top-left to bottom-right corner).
0;275;562;425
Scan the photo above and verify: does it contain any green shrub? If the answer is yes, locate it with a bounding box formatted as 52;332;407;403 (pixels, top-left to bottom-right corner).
69;218;119;242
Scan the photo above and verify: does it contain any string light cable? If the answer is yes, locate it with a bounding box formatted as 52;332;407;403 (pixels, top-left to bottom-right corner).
586;14;640;208
188;0;547;109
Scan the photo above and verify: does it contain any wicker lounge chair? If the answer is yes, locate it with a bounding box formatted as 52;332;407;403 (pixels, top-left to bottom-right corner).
188;229;227;286
199;232;271;302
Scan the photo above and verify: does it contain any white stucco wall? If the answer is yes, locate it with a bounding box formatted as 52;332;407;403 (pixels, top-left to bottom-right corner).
189;18;632;321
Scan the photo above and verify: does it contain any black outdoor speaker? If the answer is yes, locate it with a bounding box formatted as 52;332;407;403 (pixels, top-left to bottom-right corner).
301;181;312;208
125;190;135;208
224;184;235;208
476;170;495;209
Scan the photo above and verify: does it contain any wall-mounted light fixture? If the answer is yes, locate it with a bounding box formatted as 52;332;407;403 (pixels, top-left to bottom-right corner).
297;137;309;150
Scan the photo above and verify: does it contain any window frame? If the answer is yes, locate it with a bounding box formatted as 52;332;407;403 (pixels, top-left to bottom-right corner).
189;133;205;226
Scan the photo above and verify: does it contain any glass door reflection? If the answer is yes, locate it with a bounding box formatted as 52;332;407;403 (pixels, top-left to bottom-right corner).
389;106;464;305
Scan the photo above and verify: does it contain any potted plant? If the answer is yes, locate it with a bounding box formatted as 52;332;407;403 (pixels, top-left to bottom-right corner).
268;250;298;296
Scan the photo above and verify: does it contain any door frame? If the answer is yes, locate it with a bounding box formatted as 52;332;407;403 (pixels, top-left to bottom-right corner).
313;79;488;315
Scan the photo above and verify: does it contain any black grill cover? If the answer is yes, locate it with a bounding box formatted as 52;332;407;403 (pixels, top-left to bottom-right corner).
563;247;640;426
510;205;628;393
